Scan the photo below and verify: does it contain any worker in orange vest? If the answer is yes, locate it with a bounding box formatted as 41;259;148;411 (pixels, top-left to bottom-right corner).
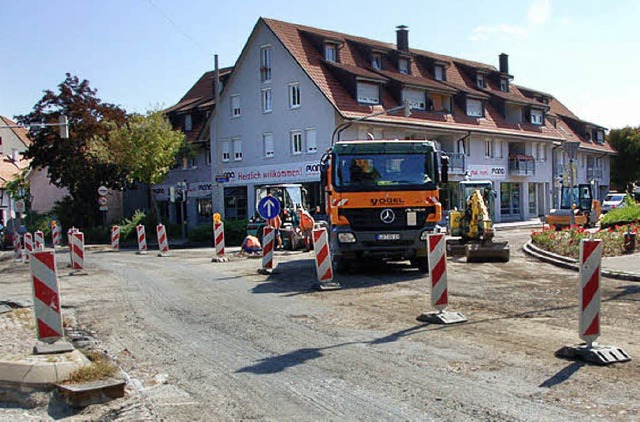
240;234;262;256
266;213;283;250
297;206;315;252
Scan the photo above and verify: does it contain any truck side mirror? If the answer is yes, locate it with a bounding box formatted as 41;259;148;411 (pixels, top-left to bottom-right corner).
440;155;449;184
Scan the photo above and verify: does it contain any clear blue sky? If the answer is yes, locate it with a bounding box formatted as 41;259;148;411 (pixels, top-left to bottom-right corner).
1;0;638;129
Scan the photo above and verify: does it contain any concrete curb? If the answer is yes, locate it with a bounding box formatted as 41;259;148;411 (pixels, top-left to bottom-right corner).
523;241;640;282
0;350;91;388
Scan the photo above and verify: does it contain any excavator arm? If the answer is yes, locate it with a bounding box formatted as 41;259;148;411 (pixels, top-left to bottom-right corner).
465;190;494;241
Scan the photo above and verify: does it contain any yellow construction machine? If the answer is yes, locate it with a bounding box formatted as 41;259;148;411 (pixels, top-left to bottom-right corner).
447;180;510;262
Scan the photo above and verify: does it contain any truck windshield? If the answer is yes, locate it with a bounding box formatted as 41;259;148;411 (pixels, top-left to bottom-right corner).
334;152;436;191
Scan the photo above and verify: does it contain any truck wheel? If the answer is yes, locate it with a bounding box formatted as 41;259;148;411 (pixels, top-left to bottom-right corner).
411;258;429;273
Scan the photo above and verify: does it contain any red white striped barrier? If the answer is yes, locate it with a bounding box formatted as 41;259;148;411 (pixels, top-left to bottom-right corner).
13;233;22;262
260;226;274;272
555;235;631;365
34;230;45;251
111;225;120;250
70;231;85;270
67;227;79;265
428;233;448;311
136;224;147;253
214;221;225;256
579;238;602;344
29;250;64;343
52;225;61;247
24;232;34;262
312;228;333;283
417;233;466;324
157;224;170;256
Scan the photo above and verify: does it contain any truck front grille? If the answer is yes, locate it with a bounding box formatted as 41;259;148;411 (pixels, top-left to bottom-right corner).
339;208;433;231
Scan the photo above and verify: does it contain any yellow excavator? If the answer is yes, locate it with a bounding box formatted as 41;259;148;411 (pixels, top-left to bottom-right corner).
447;180;510;262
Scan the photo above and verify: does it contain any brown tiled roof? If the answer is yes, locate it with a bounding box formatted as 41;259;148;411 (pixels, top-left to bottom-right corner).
0;155;30;189
0;115;31;147
260;18;613;151
165;67;233;115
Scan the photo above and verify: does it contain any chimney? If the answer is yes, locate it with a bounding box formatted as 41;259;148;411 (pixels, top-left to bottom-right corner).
396;25;409;52
499;53;509;74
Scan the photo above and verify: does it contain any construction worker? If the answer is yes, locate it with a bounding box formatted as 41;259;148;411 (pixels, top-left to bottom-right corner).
297;205;315;252
239;234;261;256
266;213;283;250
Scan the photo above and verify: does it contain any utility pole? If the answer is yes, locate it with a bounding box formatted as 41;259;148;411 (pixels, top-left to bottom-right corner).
564;141;580;227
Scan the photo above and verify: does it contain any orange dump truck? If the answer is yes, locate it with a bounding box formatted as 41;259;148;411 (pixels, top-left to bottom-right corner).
319;140;448;273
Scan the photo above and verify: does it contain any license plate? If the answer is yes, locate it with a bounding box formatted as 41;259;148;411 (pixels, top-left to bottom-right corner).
376;233;400;241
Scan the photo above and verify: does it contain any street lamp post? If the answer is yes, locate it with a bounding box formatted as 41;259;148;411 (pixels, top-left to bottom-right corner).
176;181;188;239
563;141;581;227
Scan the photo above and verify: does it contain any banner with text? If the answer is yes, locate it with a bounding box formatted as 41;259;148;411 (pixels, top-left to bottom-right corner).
219;161;322;186
467;165;506;180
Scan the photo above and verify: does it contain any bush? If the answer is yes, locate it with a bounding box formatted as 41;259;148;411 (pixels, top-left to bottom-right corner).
188;224;212;243
601;203;640;228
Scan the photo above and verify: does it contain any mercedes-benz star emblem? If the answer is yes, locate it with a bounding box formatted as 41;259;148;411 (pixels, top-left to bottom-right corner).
380;208;396;224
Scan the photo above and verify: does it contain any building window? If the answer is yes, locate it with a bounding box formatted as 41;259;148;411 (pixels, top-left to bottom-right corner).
537;143;547;161
289;83;301;109
476;73;485;89
402;88;426;110
485;140;493;158
398;58;409;74
371;53;382;70
434;65;445;81
260;45;272;82
530;109;544;125
197;198;213;224
596;129;605;143
204;147;211;165
305;128;317;153
325;43;337;62
500;78;509;92
230;95;240;117
184;114;192;131
428;93;451;113
262;88;272;113
221;139;230;162
357;82;380;105
291;131;303;155
263;132;274;158
466;98;483;117
232;137;242;161
494;140;503;159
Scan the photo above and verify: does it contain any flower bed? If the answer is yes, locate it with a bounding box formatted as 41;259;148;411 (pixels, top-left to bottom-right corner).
531;225;638;259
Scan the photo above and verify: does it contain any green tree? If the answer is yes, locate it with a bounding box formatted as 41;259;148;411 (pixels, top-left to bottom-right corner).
16;74;128;228
608;127;640;191
87;110;186;223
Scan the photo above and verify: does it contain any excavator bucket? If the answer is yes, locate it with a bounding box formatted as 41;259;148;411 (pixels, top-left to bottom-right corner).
465;241;510;263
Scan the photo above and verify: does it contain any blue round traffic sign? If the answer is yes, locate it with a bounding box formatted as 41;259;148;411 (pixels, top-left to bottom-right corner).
258;196;281;220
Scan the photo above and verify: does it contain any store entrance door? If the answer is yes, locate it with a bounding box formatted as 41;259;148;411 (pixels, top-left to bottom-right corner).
500;182;521;221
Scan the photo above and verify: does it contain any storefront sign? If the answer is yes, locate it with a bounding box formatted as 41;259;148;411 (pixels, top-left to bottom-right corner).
467;165;506;180
223;161;321;186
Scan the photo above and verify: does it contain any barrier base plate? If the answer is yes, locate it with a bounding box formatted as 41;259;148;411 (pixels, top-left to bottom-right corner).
315;281;343;291
257;268;272;275
556;343;631;365
136;251;148;255
34;340;75;355
69;270;89;276
211;256;230;263
157;252;172;257
417;310;467;325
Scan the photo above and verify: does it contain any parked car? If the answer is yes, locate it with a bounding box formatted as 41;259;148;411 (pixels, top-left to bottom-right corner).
601;193;628;214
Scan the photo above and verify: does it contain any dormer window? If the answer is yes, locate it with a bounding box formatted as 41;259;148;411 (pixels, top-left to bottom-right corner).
530;109;544;125
596;129;605;144
466;98;483;117
434;64;445;81
398;57;409;74
476;73;486;89
371;53;382;70
325;43;338;62
402;88;426;110
184;114;192;131
500;78;509;92
357;82;380;105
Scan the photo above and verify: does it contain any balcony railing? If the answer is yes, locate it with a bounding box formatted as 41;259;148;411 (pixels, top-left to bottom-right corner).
587;167;603;180
508;154;535;176
442;152;466;174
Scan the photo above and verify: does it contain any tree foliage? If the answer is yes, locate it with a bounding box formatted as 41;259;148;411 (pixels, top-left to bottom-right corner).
87;110;185;186
16;74;128;226
608;127;640;190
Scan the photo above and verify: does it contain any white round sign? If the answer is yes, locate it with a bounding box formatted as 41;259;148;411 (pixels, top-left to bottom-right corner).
14;199;26;213
98;196;108;206
97;185;108;196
